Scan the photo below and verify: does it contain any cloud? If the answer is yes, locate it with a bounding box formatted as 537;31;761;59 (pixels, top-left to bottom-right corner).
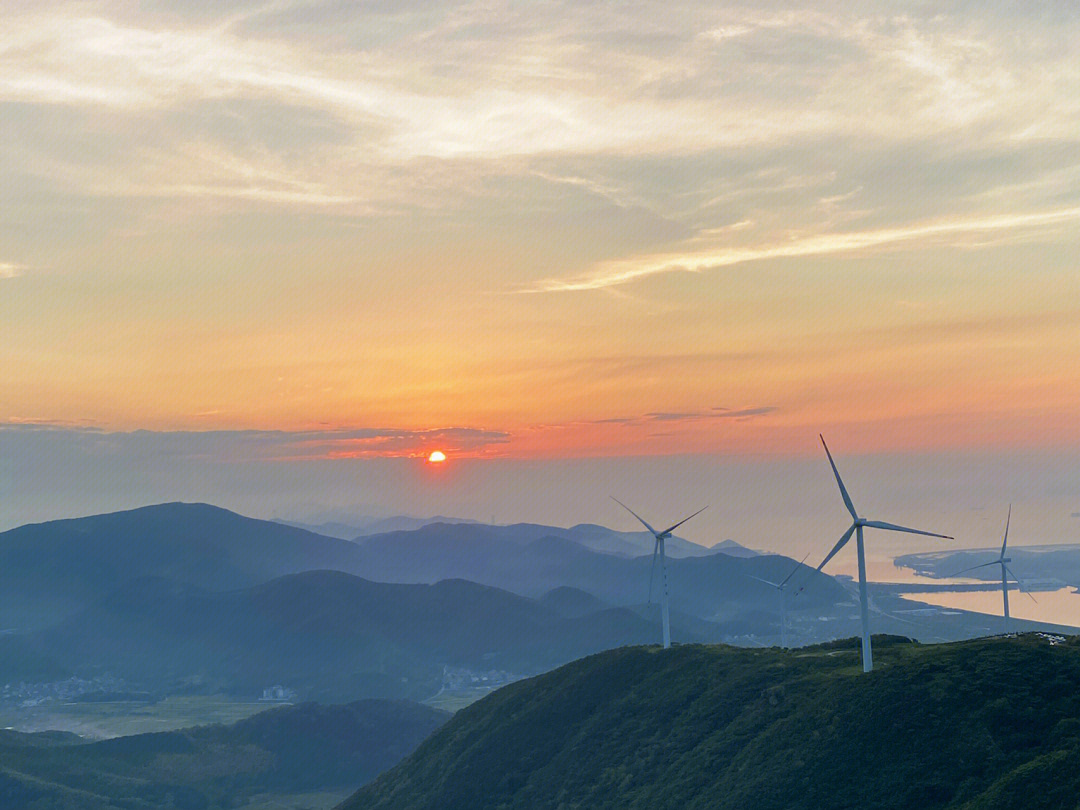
0;423;510;461
524;207;1080;292
713;407;777;419
0;263;26;279
592;407;777;426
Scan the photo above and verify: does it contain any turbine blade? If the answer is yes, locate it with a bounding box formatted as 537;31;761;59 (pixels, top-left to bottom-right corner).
861;519;953;539
820;435;858;520
611;497;658;536
1004;565;1037;604
658;505;709;537
817;524;856;572
946;560;1000;578
778;552;812;588
648;539;659;603
744;572;781;589
1001;504;1012;558
868;601;917;626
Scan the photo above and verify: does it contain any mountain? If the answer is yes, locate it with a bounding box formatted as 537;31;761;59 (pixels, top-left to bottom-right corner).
0;571;720;701
538;586;610;617
275;515;482;539
550;523;718;558
0;699;447;809
712;538;759;557
0;503;373;629
0;504;751;632
344;634;1080;810
347;523;844;617
354;516;484;537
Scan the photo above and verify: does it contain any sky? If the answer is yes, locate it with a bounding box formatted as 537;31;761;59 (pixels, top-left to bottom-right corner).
2;2;1079;564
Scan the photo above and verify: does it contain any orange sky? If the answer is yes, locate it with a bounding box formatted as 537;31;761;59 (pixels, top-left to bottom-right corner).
2;2;1079;462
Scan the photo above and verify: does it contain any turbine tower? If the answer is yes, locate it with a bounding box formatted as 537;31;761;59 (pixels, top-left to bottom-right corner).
949;506;1032;634
744;553;809;648
612;498;708;649
815;436;953;672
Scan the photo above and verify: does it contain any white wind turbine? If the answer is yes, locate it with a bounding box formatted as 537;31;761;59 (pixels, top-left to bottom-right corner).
612;498;708;649
744;553;810;648
948;506;1034;634
816;435;953;672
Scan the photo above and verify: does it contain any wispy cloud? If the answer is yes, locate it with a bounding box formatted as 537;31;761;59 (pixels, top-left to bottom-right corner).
0;423;510;461
591;407;777;426
0;263;26;279
524;207;1080;292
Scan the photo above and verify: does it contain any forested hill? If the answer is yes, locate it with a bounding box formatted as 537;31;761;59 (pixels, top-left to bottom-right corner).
0;699;448;809
343;634;1080;810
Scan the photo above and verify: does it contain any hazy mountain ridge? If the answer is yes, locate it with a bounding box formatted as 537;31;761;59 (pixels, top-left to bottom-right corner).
0;571;723;702
275;515;483;540
0;504;818;638
344;635;1080;810
0;503;373;629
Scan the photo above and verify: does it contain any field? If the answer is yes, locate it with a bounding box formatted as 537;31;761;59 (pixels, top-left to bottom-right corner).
0;695;278;739
235;790;353;810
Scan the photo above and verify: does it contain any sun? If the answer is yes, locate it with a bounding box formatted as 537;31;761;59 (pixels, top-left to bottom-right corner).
427;450;447;463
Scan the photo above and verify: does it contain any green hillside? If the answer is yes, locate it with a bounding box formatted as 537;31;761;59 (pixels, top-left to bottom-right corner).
0;699;447;809
344;634;1080;810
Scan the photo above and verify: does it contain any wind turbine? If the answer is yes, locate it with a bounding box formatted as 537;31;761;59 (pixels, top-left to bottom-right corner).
949;506;1033;634
816;436;953;672
745;553;810;648
611;498;708;649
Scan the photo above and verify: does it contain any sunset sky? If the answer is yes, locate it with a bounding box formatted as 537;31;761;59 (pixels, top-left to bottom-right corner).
2;2;1079;555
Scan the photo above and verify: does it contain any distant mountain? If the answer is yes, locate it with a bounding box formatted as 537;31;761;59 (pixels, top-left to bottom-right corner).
354;515;484;537
345;635;1080;810
274;518;377;539
0;504;736;631
0;504;846;654
348;525;845;619
276;515;482;539
554;523;718;558
0;571;721;701
0;699;447;809
538;586;610;617
0;503;373;629
712;538;759;557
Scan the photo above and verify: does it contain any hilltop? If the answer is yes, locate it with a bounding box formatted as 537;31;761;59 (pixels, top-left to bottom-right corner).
0;503;372;628
344;634;1080;810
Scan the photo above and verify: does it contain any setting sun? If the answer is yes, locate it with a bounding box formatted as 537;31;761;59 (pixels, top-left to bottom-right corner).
428;450;447;463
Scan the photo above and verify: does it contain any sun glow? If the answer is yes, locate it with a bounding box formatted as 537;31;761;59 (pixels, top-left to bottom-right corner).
428;450;447;463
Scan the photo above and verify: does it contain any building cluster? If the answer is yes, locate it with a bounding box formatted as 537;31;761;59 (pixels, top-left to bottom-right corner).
2;675;125;707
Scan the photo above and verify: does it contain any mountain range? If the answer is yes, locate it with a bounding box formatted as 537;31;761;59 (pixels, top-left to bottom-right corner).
0;503;821;637
0;570;729;700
